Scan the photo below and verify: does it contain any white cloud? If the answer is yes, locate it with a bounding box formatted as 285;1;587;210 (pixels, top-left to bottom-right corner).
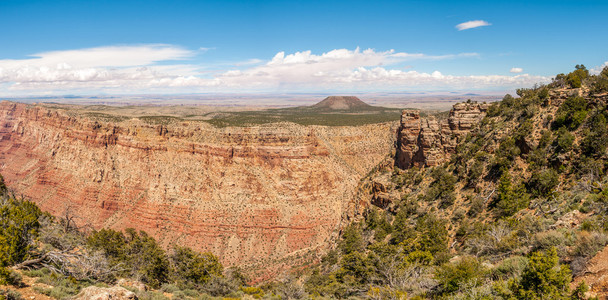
456;20;491;31
0;45;550;95
234;58;263;66
1;44;193;69
591;61;608;75
510;67;523;73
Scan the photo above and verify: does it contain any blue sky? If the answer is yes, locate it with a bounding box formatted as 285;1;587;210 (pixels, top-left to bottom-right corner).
1;0;607;95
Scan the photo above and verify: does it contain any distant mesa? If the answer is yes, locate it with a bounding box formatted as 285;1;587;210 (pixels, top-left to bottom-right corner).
311;96;372;110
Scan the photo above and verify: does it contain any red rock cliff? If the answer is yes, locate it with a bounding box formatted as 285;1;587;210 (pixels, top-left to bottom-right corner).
0;101;397;280
395;102;489;169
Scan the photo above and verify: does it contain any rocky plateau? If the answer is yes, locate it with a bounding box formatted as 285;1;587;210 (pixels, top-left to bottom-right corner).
0;99;488;280
0;101;398;280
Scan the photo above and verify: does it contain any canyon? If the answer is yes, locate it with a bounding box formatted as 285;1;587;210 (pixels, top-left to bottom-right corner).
0;99;487;280
0;100;398;280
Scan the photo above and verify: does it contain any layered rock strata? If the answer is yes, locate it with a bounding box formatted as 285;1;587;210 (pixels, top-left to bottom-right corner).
0;101;397;280
395;102;489;169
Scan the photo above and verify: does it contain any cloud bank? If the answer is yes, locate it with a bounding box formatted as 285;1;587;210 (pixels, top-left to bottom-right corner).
591;61;608;75
456;20;491;31
510;67;523;73
0;45;550;95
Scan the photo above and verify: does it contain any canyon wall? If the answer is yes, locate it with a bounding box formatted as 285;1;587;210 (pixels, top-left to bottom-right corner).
0;101;397;280
395;102;489;169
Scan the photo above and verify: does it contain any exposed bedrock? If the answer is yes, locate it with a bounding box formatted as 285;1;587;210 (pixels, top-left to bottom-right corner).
395;102;489;169
0;101;397;280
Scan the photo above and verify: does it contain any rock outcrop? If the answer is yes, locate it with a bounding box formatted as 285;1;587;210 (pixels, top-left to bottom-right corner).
73;286;138;300
395;102;489;169
0;101;397;281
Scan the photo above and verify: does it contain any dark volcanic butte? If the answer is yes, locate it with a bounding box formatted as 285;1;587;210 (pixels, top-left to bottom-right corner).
0;101;397;280
311;96;372;110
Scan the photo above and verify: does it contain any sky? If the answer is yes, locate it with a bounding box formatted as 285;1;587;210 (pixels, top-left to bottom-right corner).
0;0;607;96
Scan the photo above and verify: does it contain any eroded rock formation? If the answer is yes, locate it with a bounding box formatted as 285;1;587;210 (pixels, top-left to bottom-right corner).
395;102;489;169
0;101;397;280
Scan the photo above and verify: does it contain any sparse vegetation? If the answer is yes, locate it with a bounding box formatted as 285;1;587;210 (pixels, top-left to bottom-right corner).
4;65;608;299
300;66;608;299
0;176;237;299
204;106;403;127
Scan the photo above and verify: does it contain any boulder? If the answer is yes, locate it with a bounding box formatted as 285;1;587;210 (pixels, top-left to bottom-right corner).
72;286;138;300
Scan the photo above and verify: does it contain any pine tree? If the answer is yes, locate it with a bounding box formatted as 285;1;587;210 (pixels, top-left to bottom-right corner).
509;247;572;299
496;171;529;217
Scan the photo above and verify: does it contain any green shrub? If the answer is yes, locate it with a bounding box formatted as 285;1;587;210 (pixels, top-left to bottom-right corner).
553;96;588;130
467;160;484;188
338;222;364;255
0;174;7;194
592;67;608;93
494;172;529;217
170;246;223;288
365;209;392;242
0;267;10;285
171;290;189;300
538;87;549;100
390;208;415;245
527;168;559;197
123;229;170;289
33;272;89;299
486;102;501;118
539;130;553;148
241;286;264;298
160;283;180;293
203;275;239;297
435;256;486;294
571;231;608;259
181;289;199;298
581;111;608;157
0;198;43;266
87;228;170;289
528;147;549;169
0;289;23;300
467;196;485;217
22;267;51;278
367;286;407;300
496;137;521;162
86;229;127;265
402;214;448;257
423;167;456;208
566;65;589;89
336;252;374;284
533;230;566;251
509;247;572;299
555;127;575;152
493;256;528;279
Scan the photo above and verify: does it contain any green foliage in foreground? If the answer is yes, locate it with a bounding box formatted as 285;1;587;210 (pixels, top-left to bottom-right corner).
170;246;223;288
435;256;486;294
0;198;42;266
0;173;228;296
87;228;224;289
1;174;43;284
6;65;608;299
495;171;529;218
0;288;23;300
506;248;575;300
302;66;608;299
